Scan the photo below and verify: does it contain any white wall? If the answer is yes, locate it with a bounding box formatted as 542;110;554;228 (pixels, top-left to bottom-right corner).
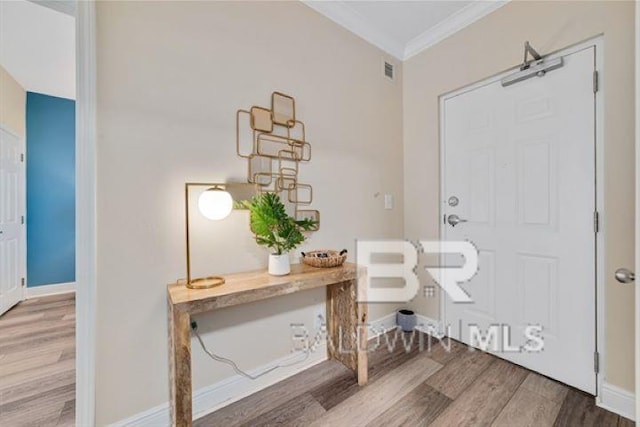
95;1;404;423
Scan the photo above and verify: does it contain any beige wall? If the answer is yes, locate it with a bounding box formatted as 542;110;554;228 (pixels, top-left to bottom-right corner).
95;1;404;423
403;0;635;392
0;65;26;137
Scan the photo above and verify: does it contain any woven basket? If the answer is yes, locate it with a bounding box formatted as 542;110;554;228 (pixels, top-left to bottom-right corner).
301;249;347;268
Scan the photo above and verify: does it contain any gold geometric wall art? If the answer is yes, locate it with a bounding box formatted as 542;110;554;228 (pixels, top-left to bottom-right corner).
235;109;254;159
236;92;319;231
295;209;320;225
271;92;295;126
250;106;273;133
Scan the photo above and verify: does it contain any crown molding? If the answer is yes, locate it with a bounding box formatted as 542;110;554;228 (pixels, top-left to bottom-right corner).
302;0;405;60
404;0;509;60
302;1;509;62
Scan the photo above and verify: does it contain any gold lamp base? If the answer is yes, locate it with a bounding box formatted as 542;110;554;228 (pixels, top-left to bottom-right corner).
186;276;225;289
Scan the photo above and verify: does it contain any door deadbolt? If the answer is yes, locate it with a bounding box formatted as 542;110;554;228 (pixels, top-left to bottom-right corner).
448;196;459;207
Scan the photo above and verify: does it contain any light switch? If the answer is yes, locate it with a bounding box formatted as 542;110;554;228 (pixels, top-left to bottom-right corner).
384;194;393;210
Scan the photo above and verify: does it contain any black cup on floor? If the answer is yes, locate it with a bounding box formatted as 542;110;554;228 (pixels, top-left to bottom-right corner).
397;309;416;332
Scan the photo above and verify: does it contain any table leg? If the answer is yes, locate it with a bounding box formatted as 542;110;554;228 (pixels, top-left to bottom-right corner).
168;301;192;426
357;298;368;385
326;279;368;385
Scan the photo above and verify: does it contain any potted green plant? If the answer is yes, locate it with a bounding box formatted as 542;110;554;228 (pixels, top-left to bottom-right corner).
242;193;317;275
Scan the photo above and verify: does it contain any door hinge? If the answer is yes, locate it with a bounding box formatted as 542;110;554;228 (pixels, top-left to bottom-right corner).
21;215;24;225
21;278;25;288
593;211;599;233
20;153;24;162
594;351;600;373
593;70;599;93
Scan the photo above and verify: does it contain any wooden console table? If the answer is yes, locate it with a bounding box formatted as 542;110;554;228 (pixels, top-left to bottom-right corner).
167;262;368;426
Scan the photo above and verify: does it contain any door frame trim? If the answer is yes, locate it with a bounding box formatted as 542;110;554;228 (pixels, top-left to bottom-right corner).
0;124;27;308
75;0;97;425
437;36;606;396
635;0;640;418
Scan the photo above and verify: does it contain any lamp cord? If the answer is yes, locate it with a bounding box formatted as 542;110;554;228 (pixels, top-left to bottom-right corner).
191;324;310;380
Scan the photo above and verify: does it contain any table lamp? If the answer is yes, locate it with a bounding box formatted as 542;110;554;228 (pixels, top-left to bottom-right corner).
184;182;234;289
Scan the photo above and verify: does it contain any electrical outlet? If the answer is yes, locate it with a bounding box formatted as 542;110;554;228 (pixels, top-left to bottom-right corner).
314;304;326;331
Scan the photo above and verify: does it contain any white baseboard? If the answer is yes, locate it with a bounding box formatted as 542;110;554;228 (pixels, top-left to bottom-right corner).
368;312;444;338
25;282;76;299
112;343;328;427
598;382;636;421
367;312;397;337
113;311;410;427
415;314;443;337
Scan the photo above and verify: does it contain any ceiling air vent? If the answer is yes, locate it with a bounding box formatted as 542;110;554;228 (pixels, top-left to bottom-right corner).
384;61;394;80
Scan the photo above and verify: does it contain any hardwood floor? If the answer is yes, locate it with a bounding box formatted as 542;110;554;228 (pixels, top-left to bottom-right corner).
0;293;75;426
198;330;632;427
0;297;631;427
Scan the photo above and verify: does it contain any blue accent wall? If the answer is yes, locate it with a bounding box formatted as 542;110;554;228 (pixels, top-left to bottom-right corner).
26;92;75;287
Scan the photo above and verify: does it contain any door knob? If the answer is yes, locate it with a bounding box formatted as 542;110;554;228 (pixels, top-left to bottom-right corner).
614;268;635;284
447;214;468;227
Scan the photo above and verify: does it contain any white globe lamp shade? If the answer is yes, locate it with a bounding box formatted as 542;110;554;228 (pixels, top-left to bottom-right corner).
198;188;233;220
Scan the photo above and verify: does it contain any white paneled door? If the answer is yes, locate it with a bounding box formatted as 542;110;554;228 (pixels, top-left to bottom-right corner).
0;127;25;316
442;46;597;394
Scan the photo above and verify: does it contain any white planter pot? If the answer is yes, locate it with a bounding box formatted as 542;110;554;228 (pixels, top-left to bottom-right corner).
268;253;290;276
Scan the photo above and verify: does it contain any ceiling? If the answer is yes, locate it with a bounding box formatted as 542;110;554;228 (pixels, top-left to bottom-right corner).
0;0;76;100
0;1;505;99
303;0;508;60
29;0;75;17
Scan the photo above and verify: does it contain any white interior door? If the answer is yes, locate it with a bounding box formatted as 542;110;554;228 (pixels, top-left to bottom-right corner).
442;46;597;394
0;126;25;315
